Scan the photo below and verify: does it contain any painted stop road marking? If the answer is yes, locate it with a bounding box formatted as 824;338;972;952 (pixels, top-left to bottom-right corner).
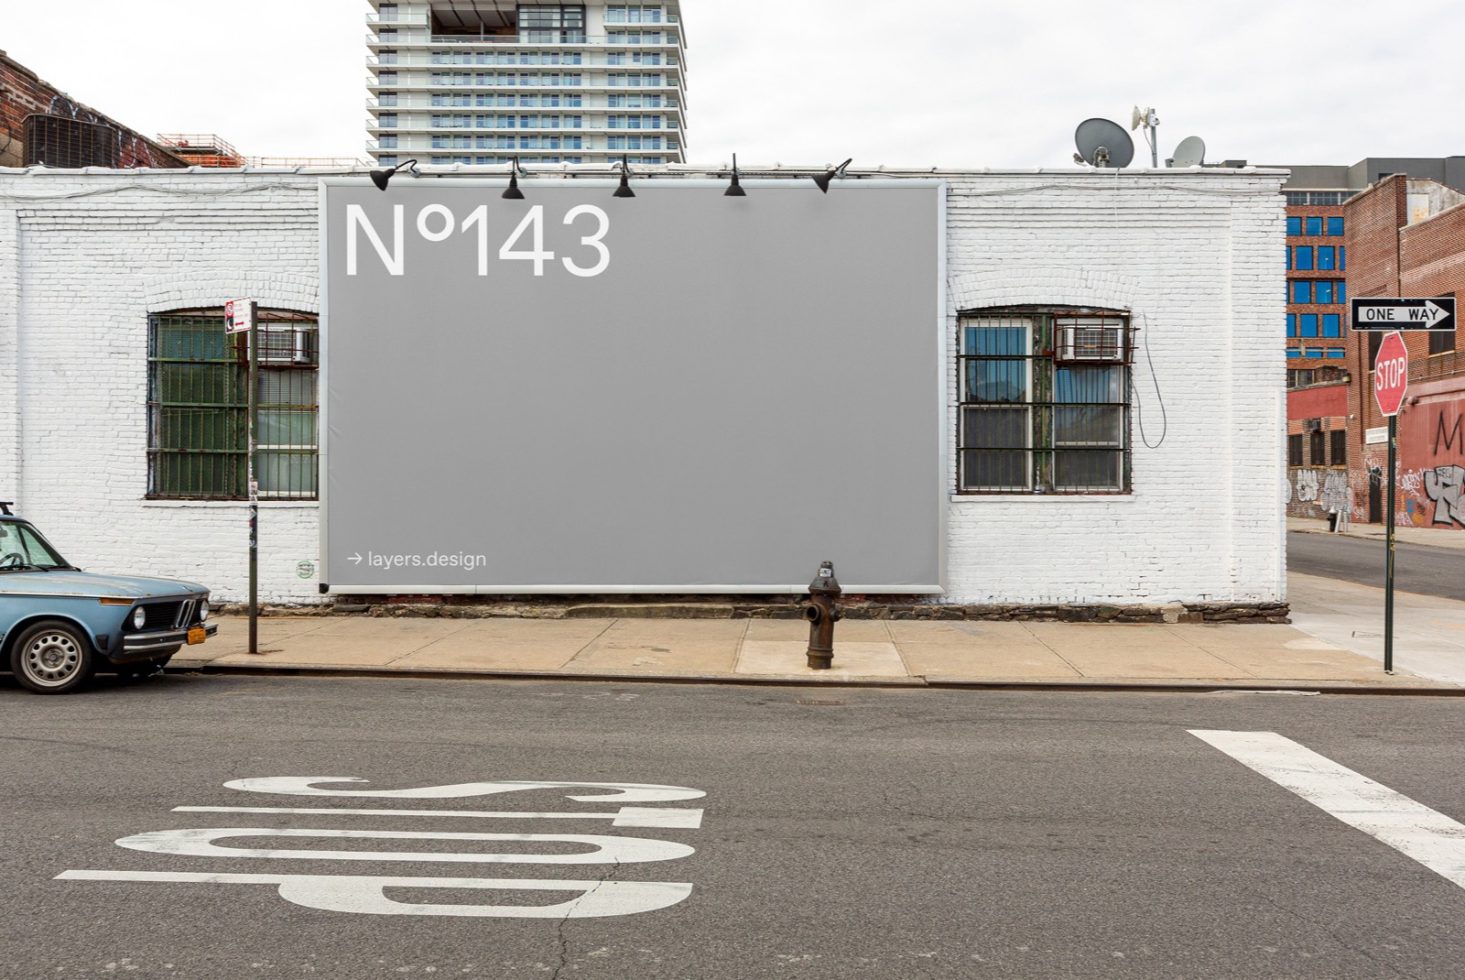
57;777;705;919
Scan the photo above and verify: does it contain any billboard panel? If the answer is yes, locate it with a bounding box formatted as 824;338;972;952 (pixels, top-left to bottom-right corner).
322;179;944;592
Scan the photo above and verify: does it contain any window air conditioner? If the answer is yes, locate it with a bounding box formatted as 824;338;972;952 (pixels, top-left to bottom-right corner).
1055;323;1126;364
257;328;316;366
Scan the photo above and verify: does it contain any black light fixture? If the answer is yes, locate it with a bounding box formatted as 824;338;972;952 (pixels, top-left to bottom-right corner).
369;158;420;192
724;153;747;197
503;156;526;200
813;157;853;194
613;154;636;198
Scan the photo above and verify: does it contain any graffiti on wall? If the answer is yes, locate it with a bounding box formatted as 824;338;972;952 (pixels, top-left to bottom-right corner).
1424;465;1465;528
1286;468;1350;518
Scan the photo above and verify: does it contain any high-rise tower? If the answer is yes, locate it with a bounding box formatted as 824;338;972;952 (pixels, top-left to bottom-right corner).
366;2;687;168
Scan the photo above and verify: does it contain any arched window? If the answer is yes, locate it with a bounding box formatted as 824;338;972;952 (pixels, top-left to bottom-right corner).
147;309;318;500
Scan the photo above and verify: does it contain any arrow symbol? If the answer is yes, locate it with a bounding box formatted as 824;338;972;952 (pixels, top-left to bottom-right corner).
1425;301;1448;324
349;553;363;565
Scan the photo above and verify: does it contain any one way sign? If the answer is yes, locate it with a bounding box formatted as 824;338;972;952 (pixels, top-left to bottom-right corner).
1351;297;1456;332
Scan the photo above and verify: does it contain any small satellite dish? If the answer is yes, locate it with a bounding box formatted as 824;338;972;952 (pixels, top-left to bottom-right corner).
1074;118;1134;169
1171;136;1206;168
1131;106;1146;131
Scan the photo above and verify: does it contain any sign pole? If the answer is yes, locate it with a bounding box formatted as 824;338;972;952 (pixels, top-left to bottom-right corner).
1369;329;1408;675
247;301;260;656
1384;414;1397;674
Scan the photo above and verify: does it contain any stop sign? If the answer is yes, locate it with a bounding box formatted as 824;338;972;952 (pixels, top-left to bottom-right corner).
1373;331;1409;417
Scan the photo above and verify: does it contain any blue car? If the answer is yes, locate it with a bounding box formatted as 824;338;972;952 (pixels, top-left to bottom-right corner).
0;504;217;694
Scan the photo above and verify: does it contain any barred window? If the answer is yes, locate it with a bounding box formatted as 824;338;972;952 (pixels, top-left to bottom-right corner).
958;309;1132;493
147;310;319;500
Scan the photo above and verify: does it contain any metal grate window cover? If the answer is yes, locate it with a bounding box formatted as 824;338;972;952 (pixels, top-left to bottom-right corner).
147;310;319;500
957;308;1133;495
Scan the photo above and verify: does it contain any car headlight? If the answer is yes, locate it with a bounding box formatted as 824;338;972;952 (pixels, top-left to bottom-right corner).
198;598;210;622
131;606;147;630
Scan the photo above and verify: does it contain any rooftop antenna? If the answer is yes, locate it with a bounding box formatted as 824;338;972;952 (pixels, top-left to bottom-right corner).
1168;135;1206;169
1130;106;1160;168
1073;118;1134;169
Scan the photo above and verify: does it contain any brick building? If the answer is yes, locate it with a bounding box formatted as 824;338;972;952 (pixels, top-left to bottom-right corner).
0;50;183;169
1343;174;1465;529
1286;380;1348;520
0;166;1287;609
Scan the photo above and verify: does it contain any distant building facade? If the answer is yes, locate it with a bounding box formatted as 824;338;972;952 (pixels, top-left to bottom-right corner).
1276;158;1465;389
0;50;184;169
1341;174;1465;529
366;1;688;168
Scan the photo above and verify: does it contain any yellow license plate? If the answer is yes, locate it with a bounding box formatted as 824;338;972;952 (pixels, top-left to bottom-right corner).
187;626;207;645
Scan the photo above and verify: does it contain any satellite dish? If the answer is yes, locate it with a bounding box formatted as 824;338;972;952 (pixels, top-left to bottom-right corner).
1131;106;1146;131
1171;136;1206;168
1074;118;1134;169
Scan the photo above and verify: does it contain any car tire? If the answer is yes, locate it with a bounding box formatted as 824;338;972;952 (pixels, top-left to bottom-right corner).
10;621;96;695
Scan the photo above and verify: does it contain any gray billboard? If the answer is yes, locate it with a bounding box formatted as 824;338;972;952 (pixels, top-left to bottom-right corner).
321;179;944;593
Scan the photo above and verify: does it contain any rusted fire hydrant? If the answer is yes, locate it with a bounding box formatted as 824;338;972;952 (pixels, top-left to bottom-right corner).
803;561;842;670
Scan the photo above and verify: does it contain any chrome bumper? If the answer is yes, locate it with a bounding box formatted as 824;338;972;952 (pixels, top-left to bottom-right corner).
122;622;218;655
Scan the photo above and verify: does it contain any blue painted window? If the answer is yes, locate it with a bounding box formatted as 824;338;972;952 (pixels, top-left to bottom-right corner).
1294;246;1313;270
1326;350;1346;359
1327;216;1344;236
1287;216;1303;236
1300;314;1319;337
1306;216;1323;236
1338;280;1347;303
1305;347;1326;357
1292;280;1312;304
1340;247;1346;270
1315;280;1334;304
1286;348;1301;358
1285;247;1292;270
1317;246;1336;270
1322;314;1342;337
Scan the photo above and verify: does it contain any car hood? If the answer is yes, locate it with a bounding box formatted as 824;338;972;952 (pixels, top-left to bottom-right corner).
0;570;208;599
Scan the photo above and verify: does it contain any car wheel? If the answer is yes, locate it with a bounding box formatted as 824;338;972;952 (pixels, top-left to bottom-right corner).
11;621;96;695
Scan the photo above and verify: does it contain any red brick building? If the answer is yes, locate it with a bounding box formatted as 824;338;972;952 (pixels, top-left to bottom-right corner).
1343;175;1465;529
0;50;183;169
1286;380;1349;519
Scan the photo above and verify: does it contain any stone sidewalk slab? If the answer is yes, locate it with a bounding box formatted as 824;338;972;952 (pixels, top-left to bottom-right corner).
171;612;1459;692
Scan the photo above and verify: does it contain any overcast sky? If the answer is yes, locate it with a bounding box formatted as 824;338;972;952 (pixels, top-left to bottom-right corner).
4;0;1461;168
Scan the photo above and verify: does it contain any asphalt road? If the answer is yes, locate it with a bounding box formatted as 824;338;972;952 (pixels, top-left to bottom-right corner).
5;673;1465;979
1289;530;1465;601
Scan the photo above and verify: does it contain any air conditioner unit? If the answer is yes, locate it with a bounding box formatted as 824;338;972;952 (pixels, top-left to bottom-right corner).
257;326;317;366
1055;322;1126;363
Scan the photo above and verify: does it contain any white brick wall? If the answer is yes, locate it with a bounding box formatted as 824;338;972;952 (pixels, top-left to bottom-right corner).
0;167;1286;606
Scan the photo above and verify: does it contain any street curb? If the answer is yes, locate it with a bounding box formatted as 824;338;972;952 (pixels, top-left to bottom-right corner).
166;661;1465;696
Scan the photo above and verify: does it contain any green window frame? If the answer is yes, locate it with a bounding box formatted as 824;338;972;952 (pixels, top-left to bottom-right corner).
147;309;319;500
958;308;1132;494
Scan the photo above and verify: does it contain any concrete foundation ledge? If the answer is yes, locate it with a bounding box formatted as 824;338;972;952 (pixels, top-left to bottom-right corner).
216;599;1290;624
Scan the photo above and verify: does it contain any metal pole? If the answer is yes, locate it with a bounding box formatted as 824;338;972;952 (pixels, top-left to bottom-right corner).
1384;413;1397;674
248;301;260;656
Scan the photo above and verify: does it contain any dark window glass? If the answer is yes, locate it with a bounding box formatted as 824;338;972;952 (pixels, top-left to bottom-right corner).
148;311;319;500
958;312;1130;494
1309;428;1325;465
1431;326;1457;355
1330;430;1347;465
1288;434;1303;466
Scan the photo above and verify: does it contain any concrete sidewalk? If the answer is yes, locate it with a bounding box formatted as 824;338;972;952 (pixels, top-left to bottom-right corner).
172;614;1456;693
1289;516;1465;550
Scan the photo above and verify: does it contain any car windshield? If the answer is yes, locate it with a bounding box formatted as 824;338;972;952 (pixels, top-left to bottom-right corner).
0;522;72;571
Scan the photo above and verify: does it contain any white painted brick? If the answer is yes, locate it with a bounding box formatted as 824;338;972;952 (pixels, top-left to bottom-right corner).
0;168;1286;605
